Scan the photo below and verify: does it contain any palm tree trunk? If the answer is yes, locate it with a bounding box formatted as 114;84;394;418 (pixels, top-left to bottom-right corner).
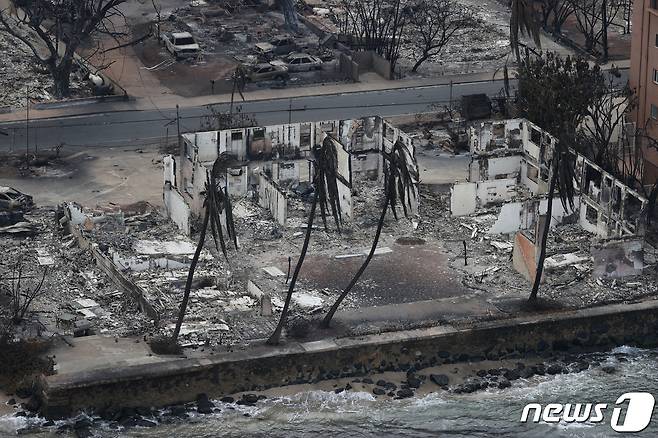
528;158;559;302
267;190;319;345
172;206;210;342
322;187;391;328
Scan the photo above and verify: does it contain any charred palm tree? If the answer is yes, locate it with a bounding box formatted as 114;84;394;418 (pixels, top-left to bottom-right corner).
322;139;419;328
528;138;576;303
172;155;238;344
510;0;542;62
267;136;343;345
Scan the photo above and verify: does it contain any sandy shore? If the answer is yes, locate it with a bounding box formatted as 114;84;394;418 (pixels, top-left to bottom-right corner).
228;357;543;401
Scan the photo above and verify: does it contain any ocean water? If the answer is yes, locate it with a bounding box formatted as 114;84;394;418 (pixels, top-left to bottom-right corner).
2;346;658;437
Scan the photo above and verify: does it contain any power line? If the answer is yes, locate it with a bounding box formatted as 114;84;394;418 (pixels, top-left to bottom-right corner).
0;96;497;132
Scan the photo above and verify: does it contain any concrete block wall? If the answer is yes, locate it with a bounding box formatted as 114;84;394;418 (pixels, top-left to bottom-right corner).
39;300;658;418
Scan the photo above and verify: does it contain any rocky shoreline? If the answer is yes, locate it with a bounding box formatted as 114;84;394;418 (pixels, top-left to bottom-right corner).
4;347;637;437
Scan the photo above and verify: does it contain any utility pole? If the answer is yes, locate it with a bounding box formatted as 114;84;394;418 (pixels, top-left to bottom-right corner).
601;0;609;63
25;87;29;162
449;80;453;110
287;97;293;155
176;105;181;154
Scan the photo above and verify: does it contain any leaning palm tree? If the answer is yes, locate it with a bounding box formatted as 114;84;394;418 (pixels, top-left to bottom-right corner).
510;0;542;62
528;134;576;303
267;136;343;345
322;138;419;328
172;155;238;344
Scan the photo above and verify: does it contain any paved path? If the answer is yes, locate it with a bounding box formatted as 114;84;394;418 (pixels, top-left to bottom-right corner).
51;335;172;376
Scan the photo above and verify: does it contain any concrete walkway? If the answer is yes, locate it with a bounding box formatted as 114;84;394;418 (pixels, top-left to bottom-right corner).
51;335;172;376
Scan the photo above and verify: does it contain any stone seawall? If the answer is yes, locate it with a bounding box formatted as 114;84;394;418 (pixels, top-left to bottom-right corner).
39;299;658;418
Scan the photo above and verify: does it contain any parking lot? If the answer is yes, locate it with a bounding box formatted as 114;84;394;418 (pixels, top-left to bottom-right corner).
121;5;345;98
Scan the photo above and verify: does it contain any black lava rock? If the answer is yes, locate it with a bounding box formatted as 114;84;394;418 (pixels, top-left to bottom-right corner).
196;394;215;414
519;367;535;379
430;374;449;386
407;377;421;389
546;363;565;375
396;388;414;398
168;405;187;417
220;396;235;404
242;394;259;404
15;388;32;399
498;378;511;389
372;387;386;396
503;369;520;381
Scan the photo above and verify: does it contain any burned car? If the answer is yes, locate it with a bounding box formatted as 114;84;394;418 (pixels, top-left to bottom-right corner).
0;187;34;212
255;35;298;56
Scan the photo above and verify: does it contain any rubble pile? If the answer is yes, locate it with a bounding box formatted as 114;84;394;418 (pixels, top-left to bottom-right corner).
0;208;150;339
0;33;93;109
398;0;511;76
300;0;511;77
417;189;658;308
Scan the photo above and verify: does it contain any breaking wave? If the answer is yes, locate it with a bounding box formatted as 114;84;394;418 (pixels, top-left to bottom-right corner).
2;347;657;437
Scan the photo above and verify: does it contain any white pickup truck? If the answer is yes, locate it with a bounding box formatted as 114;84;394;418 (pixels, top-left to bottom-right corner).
163;32;200;60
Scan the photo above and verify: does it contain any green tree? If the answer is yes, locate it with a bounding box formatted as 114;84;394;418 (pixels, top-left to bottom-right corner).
517;52;607;150
322;138;418;327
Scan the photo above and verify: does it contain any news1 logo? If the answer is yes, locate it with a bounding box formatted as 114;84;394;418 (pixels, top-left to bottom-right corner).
520;392;655;432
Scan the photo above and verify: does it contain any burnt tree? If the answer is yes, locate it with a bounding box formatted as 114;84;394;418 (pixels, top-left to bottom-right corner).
0;0;126;97
510;0;542;62
569;0;622;59
338;0;408;77
267;136;343;345
536;0;575;34
407;0;477;73
322;138;418;328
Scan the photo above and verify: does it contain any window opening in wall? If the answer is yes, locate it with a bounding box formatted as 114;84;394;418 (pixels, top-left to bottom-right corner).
526;164;539;183
586;204;598;224
623;193;644;225
530;127;541;145
252;128;265;140
300;123;311;147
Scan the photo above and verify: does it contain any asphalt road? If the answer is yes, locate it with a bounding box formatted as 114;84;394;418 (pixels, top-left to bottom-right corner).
0;67;628;151
0;79;513;151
